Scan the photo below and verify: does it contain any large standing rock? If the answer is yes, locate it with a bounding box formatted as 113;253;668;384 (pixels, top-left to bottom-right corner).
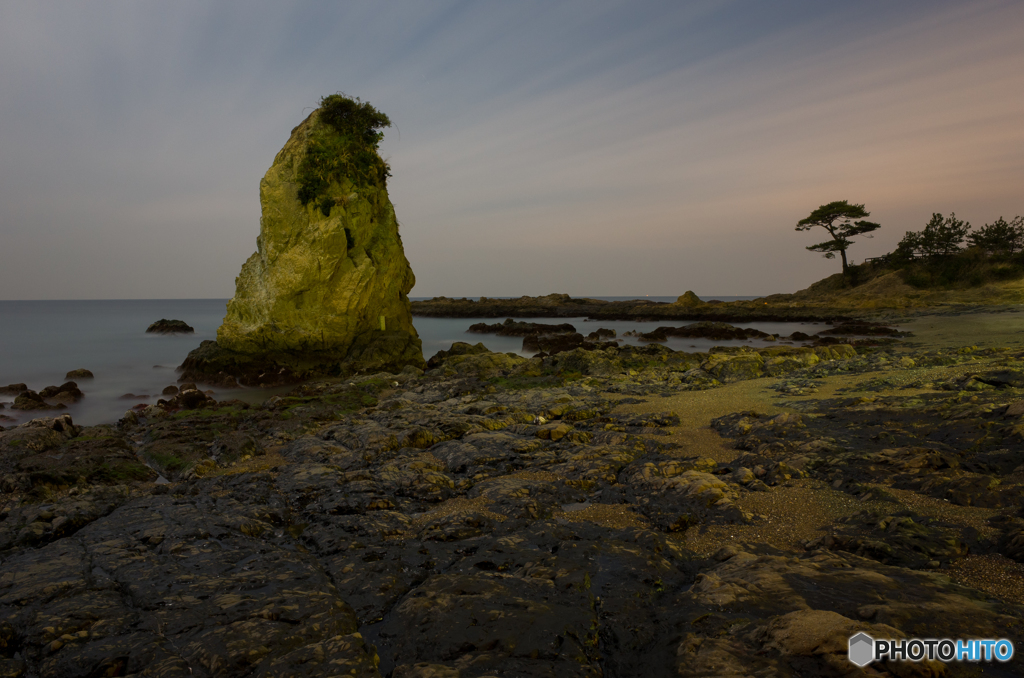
180;94;424;386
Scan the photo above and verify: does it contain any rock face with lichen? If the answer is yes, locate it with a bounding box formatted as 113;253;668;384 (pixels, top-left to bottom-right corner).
180;95;423;386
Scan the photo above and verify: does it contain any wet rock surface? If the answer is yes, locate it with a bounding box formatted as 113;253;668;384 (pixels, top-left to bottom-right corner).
624;321;770;343
1;335;1024;675
522;333;616;356
467;319;577;337
819;322;909;337
464;320;621;357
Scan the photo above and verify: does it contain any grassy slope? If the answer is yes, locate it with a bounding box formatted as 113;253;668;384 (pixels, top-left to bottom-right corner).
749;260;1024;310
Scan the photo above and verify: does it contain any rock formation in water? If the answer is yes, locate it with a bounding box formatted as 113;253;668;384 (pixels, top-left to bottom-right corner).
180;94;423;386
146;319;194;334
673;290;705;307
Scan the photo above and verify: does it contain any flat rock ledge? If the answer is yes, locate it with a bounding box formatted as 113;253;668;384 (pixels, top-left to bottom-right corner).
412;294;853;322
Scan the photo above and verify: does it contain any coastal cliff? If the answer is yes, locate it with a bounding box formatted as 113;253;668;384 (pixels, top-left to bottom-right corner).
181;95;423;385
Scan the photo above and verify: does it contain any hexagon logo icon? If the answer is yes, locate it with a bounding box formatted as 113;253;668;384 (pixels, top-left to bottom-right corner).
848;632;875;667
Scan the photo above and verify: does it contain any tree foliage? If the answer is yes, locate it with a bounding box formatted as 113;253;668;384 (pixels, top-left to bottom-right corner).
967;216;1024;255
873;211;1024;290
296;93;392;216
895;212;970;258
796;200;880;275
317;93;391;146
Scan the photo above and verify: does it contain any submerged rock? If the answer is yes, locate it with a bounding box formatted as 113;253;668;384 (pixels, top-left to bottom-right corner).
64;368;93;379
181;94;423;386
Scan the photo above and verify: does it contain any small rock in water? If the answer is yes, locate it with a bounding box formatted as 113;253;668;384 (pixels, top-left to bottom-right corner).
65;368;94;379
146;319;195;334
0;383;28;395
38;382;84;403
162;385;179;396
163;387;214;410
11;390;64;411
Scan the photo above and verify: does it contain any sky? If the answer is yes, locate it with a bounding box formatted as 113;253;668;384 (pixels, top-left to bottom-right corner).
1;0;1023;300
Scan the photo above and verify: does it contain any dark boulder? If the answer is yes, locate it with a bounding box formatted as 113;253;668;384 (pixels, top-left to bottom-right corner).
975;370;1024;389
523;332;586;354
0;383;28;396
468;318;577;336
146;318;195;334
628;321;770;343
64;368;94;379
426;342;491;369
11;390;64;411
162;387;215;411
37;381;83;403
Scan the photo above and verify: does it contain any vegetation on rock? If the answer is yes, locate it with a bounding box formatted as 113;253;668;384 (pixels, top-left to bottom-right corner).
295;93;392;216
674;290;705;307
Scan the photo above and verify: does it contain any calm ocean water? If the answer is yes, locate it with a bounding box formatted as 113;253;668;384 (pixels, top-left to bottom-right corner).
0;296;826;426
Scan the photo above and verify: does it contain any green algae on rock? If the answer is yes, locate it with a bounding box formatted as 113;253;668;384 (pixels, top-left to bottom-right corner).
181;94;423;385
674;290;705;307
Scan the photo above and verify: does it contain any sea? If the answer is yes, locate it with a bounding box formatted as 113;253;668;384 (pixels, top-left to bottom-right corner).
0;296;832;427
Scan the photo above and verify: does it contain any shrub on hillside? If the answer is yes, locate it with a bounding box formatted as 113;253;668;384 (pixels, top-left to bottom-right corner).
967;216;1024;255
895;212;971;259
883;212;1024;290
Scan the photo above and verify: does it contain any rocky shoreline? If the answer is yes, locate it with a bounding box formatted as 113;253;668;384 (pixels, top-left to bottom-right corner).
1;311;1023;675
412;293;854;323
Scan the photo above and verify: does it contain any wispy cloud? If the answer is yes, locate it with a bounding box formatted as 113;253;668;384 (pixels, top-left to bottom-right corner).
0;1;1021;298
